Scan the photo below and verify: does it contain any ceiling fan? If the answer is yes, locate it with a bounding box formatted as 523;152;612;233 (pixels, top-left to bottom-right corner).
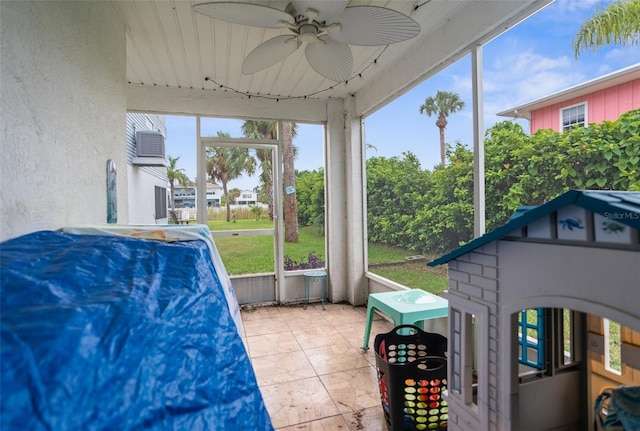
193;1;421;82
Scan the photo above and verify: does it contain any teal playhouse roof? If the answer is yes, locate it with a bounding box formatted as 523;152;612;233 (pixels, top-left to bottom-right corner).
428;190;640;266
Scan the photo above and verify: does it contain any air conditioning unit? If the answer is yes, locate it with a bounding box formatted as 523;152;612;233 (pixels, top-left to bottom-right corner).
132;131;166;166
135;131;165;158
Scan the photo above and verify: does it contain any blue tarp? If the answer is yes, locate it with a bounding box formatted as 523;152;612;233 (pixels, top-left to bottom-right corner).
1;231;273;431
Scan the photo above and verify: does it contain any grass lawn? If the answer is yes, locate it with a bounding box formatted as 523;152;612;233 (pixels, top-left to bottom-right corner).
370;261;448;295
208;219;273;231
211;223;448;295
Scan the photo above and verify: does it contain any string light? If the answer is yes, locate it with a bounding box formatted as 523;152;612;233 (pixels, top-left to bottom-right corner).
196;46;390;102
413;1;432;12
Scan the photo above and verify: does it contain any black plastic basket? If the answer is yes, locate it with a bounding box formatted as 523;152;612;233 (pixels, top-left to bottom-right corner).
374;325;448;431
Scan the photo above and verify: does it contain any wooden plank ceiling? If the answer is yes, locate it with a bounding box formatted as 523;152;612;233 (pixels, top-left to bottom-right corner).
114;0;551;105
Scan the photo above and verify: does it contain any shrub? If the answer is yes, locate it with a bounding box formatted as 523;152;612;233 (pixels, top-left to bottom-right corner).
284;252;325;270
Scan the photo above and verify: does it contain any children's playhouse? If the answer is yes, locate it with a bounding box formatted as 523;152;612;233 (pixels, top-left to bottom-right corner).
429;190;640;430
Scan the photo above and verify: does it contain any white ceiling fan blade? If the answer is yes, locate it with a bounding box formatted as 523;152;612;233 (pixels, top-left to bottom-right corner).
291;0;347;21
193;2;294;28
305;39;353;81
242;35;299;75
328;6;420;46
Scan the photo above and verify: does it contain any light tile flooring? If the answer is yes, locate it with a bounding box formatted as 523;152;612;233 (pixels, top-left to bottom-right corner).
240;302;396;430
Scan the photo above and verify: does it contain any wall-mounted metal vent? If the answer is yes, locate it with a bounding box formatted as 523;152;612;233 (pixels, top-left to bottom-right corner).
135;131;165;158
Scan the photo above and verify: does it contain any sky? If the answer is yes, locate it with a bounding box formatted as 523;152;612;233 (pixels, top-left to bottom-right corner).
165;0;640;191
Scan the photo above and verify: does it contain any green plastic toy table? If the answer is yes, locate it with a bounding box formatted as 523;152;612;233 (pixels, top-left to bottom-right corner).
362;289;448;352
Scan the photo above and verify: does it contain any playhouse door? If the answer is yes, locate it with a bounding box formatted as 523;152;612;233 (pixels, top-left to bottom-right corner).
517;309;587;430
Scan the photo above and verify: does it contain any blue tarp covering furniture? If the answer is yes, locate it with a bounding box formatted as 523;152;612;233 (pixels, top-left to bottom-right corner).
1;229;273;431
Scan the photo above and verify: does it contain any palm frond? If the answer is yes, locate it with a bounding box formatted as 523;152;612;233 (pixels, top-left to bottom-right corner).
572;0;640;57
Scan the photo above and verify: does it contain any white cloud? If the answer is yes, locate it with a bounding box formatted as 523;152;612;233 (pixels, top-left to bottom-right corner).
557;0;602;14
605;46;640;62
484;50;586;112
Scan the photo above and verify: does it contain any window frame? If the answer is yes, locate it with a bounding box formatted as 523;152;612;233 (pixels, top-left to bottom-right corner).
560;101;587;132
517;308;546;370
603;318;622;375
446;299;489;425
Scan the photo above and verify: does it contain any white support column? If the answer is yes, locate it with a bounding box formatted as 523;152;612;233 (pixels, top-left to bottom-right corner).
196;116;207;224
274;122;284;304
325;99;348;303
344;96;366;306
471;46;486;237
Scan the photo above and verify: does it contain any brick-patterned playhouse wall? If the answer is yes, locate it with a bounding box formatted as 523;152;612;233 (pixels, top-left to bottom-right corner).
445;241;500;431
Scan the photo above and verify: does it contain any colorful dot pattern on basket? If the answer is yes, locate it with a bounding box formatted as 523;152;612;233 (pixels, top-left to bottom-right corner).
374;325;448;431
403;376;448;430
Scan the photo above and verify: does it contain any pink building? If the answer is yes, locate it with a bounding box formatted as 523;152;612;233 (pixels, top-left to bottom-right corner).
498;63;640;133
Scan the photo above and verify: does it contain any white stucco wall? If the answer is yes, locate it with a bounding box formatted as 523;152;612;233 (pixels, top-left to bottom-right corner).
1;1;127;241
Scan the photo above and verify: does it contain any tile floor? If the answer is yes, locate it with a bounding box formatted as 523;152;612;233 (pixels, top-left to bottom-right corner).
240;302;396;430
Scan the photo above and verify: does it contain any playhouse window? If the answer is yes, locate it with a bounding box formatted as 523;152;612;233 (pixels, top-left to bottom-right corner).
518;308;545;370
450;307;479;410
556;308;586;368
562;308;573;364
604;318;622;375
452;308;462;394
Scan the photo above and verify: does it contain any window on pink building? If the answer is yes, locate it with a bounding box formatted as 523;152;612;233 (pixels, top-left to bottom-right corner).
561;103;587;132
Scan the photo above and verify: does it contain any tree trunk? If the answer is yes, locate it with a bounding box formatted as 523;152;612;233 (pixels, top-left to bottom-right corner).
282;122;298;242
223;181;231;222
170;182;175;209
436;115;448;165
169;182;179;223
265;165;274;221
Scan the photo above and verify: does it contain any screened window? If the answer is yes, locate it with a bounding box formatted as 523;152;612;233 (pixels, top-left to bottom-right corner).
561;103;586;132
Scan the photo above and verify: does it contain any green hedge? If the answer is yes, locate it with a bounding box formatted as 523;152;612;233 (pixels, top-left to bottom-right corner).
294;109;640;254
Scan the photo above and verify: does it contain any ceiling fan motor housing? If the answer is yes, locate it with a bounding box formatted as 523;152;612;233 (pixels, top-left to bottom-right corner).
298;23;320;44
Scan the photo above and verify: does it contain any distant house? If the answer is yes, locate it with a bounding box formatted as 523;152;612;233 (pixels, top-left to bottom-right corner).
498;63;640;133
126;113;168;224
173;182;223;208
205;183;223;208
236;189;258;206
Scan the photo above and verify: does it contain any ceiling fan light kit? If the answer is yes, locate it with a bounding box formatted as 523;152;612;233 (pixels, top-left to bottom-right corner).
193;1;421;81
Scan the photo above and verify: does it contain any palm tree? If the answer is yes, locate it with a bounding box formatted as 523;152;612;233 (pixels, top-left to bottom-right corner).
573;0;640;58
419;91;465;165
249;204;263;221
242;120;278;220
241;120;299;242
227;187;241;204
166;155;189;210
206;131;256;222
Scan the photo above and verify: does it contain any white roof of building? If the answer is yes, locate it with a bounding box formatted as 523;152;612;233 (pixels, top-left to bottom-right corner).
497;63;640;120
